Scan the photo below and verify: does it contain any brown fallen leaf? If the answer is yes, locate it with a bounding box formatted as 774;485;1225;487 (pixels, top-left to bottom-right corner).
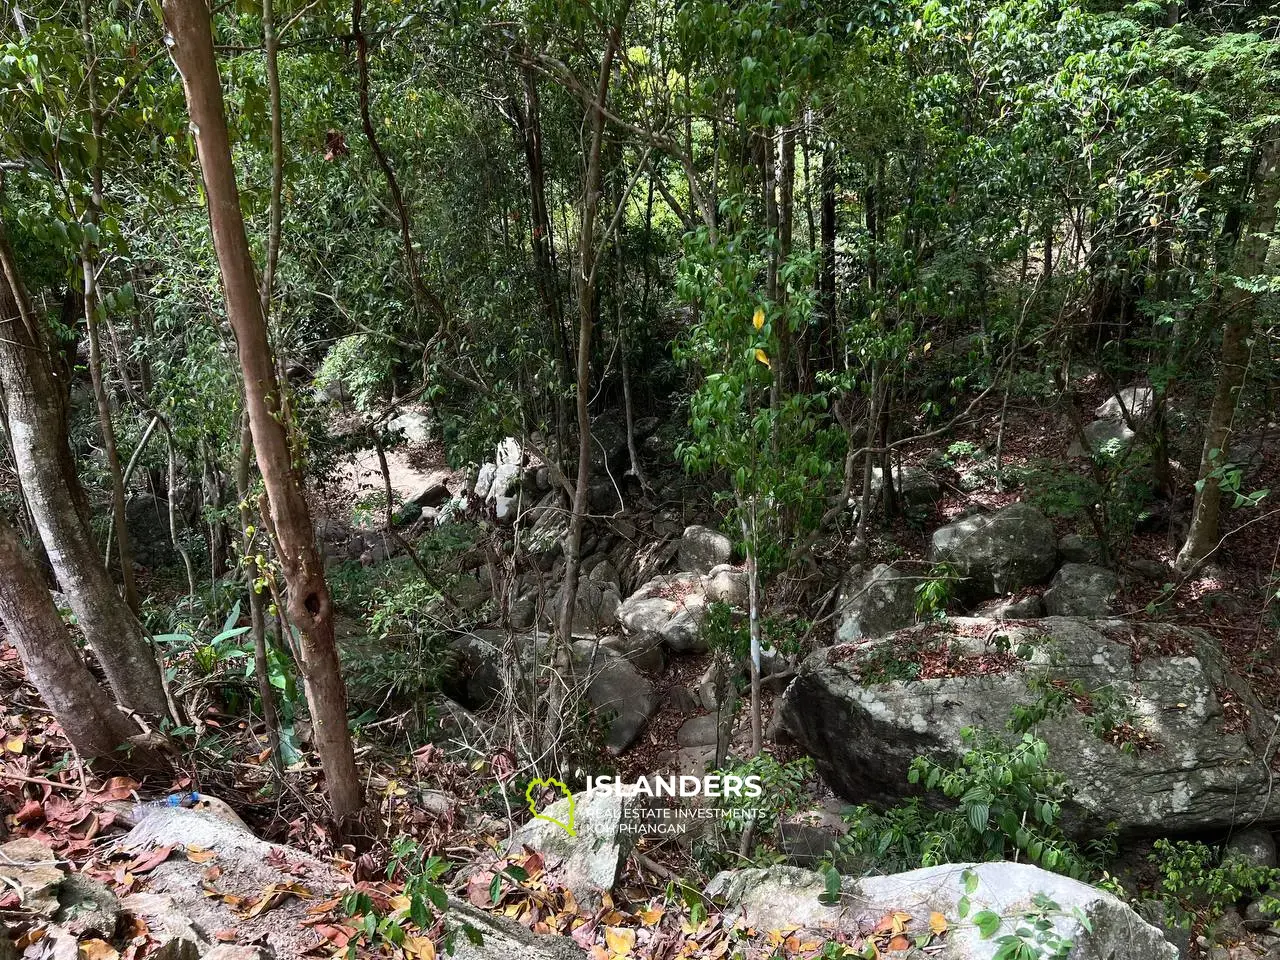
77;938;119;960
125;845;172;874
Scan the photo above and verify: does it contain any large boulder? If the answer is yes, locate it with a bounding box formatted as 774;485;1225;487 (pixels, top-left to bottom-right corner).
864;465;944;517
929;503;1056;601
571;641;658;752
834;563;917;643
1095;385;1155;422
617;573;709;654
678;525;732;575
1043;563;1119;618
507;789;634;912
706;862;1177;959
1069;418;1136;459
553;557;622;636
781;617;1278;837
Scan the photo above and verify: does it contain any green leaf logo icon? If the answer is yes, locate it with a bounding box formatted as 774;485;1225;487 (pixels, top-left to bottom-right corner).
525;777;576;836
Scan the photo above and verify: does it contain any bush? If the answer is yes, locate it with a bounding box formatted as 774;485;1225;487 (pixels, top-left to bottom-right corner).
835;729;1102;880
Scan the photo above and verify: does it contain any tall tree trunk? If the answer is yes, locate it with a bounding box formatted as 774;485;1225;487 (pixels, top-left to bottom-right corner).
0;515;143;760
518;66;572;459
162;0;363;825
0;223;169;718
818;134;837;372
1176;139;1280;570
775;127;795;391
556;18;623;653
79;0;139;613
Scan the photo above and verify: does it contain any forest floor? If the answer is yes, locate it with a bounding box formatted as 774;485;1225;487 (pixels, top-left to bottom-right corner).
3;382;1279;958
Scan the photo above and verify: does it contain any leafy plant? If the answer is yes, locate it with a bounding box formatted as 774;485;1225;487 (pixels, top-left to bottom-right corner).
837;730;1098;879
1149;839;1280;929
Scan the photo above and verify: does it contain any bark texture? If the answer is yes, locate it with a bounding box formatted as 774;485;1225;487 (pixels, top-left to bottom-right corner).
1177;138;1280;570
0;223;169;717
0;515;141;759
162;0;363;823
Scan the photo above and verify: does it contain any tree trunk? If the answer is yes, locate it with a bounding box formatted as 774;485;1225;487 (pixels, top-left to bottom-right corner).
819;134;837;372
162;0;363;825
0;222;169;718
556;16;623;672
519;65;574;451
0;514;142;760
80;0;139;613
1176;139;1280;570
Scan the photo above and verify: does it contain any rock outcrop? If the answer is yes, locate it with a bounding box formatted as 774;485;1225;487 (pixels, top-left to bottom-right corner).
781;617;1277;837
929;503;1057;601
707;862;1177;959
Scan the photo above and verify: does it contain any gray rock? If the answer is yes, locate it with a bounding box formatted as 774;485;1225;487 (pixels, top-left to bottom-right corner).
1095;385;1155;422
706;862;1177;959
976;593;1045;620
572;641;658;752
676;714;720;748
0;837;62;919
930;502;1057;601
1069;418;1136;459
1227;828;1278;868
1058;534;1103;565
1043;563;1119;617
781;617;1280;837
445;629;536;708
447;900;586;960
507;789;634;912
489;438;523;502
388;410;432;444
704;564;748;606
1245;896;1280;930
678;525;732;575
121;892;207;957
201;948;276;960
617;573;709;654
834;563;918;643
864;464;943;516
55;872;120;939
474;462;498;499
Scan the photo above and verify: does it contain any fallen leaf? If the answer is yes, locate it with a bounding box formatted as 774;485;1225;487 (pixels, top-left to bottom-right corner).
604;927;635;956
929;911;948;935
404;935;436;959
77;939;119;960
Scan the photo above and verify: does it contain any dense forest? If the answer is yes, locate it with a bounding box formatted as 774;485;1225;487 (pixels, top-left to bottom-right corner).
2;0;1280;957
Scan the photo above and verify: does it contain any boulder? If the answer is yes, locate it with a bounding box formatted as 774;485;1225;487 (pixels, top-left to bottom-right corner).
0;837;63;920
703;565;748;606
448;900;586;960
866;464;944;516
572;641;658;752
444;629;536;708
706;862;1177;959
781;617;1280;837
553;559;622;636
388;410;432;444
202;948;275;960
1057;534;1103;565
678;525;732;575
490;438;524;502
834;564;918;643
929;503;1057;601
1043;563;1119;618
116;808;348;958
507;789;634;912
975;593;1045;620
1069;418;1136;459
617;573;708;654
1095;385;1155;422
1226;829;1278;868
54;872;120;939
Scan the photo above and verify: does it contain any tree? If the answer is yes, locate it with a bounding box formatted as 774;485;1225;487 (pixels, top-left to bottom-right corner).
1176;135;1280;571
0;514;144;761
161;0;363;825
0;218;171;718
